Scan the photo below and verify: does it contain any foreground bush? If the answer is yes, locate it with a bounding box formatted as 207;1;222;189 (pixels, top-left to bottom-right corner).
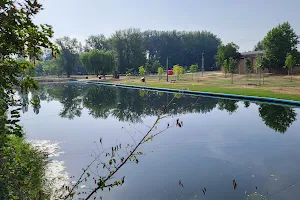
0;136;47;200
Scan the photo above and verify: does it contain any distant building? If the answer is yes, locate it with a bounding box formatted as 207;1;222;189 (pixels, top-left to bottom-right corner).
237;51;263;74
237;50;300;74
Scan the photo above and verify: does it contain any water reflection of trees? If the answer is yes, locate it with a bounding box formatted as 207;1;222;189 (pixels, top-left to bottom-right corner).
31;83;298;133
259;104;297;133
42;84;83;119
218;99;239;114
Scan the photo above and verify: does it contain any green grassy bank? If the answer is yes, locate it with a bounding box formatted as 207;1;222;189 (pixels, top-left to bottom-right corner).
125;82;300;101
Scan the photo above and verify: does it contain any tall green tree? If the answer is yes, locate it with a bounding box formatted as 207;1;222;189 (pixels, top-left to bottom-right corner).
143;30;221;71
80;50;117;77
284;54;296;81
89;50;105;76
145;60;162;73
215;42;240;68
254;41;263;51
111;28;146;73
84;34;110;52
56;36;81;77
228;57;238;84
262;22;299;68
79;52;92;74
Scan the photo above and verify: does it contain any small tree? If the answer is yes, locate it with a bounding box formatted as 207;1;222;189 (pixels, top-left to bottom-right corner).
173;64;184;80
256;55;269;85
139;66;146;76
256;55;262;85
245;59;252;78
228;57;238;84
190;64;198;80
157;67;164;81
285;54;296;81
223;60;229;78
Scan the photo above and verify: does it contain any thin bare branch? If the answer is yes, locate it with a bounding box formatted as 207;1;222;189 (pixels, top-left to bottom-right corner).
84;116;161;200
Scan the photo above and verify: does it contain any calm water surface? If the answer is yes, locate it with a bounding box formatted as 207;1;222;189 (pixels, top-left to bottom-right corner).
20;83;300;200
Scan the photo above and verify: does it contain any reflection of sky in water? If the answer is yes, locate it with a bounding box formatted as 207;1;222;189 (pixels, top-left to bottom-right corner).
20;84;300;200
30;140;69;199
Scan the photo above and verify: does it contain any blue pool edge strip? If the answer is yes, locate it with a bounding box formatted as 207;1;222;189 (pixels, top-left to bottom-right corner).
71;80;300;107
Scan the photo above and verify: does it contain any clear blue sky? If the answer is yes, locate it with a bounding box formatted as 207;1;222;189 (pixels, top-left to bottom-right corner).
34;0;300;52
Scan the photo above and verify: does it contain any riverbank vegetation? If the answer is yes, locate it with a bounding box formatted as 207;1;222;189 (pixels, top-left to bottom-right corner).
1;1;59;199
0;136;47;199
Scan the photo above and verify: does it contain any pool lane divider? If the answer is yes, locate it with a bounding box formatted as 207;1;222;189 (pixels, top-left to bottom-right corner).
71;80;300;107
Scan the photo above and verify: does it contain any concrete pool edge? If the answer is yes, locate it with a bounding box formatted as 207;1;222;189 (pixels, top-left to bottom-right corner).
73;80;300;107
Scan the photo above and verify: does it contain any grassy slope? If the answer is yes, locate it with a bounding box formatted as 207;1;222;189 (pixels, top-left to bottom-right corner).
127;82;300;101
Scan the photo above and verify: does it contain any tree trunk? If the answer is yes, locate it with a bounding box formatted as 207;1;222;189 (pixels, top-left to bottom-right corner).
262;72;264;85
192;73;193;80
259;69;261;85
231;73;233;84
291;68;293;82
288;69;290;76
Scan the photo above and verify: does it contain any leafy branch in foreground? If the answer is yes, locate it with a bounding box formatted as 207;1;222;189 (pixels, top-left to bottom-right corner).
1;0;60;139
1;1;59;199
62;115;177;200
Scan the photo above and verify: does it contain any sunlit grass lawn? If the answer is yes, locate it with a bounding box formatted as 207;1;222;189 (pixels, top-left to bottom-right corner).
105;72;300;101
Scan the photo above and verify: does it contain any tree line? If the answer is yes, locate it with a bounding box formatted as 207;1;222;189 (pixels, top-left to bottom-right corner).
34;29;221;77
35;22;300;81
